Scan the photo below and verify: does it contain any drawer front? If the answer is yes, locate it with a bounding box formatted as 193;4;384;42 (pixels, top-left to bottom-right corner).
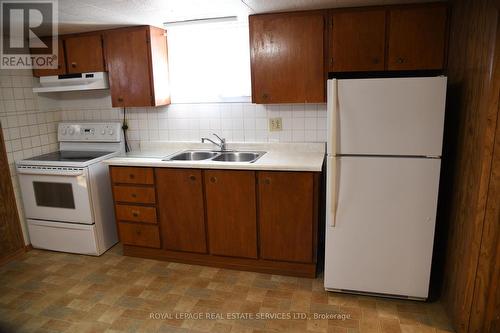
110;167;154;184
116;205;157;224
113;186;156;204
118;223;160;248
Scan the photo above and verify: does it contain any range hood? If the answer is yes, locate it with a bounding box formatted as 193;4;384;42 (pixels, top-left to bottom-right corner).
33;72;109;93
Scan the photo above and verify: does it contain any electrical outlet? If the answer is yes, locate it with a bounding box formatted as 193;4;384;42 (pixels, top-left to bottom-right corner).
269;117;283;131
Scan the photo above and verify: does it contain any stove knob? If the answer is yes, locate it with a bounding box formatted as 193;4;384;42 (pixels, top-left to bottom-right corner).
62;128;67;135
101;130;106;135
108;129;114;135
68;128;75;135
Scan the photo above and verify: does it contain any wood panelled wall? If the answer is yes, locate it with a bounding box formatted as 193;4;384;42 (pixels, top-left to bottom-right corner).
0;123;25;265
438;0;500;332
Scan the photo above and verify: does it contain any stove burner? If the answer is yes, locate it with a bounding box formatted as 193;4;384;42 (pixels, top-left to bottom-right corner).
25;151;114;163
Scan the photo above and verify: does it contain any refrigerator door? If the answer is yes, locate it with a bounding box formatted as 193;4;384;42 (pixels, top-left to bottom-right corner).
325;156;441;299
327;77;447;157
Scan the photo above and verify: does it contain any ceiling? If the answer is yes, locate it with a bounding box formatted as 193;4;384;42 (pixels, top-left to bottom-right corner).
51;0;438;34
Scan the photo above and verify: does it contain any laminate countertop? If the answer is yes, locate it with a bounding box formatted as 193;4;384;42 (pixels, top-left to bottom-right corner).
104;141;325;172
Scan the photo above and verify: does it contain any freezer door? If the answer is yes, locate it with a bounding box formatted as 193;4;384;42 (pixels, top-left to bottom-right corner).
328;77;447;156
325;156;441;299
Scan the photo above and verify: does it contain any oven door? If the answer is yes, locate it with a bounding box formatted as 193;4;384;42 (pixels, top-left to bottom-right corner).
17;166;94;224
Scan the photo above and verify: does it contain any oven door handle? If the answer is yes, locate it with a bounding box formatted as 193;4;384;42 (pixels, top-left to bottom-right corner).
16;168;86;177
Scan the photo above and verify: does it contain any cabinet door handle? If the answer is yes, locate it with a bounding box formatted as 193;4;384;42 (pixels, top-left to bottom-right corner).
396;57;405;64
71;62;77;68
262;93;268;99
189;175;196;181
118;97;124;102
210;176;217;183
264;178;271;185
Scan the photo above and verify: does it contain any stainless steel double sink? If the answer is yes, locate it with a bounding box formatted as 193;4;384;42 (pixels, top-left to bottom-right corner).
163;150;266;163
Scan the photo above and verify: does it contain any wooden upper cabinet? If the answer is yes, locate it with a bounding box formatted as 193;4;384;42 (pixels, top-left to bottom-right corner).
32;37;66;77
104;26;170;107
329;9;386;72
258;172;316;263
204;170;257;259
387;4;447;70
64;34;105;73
249;11;325;104
155;169;207;254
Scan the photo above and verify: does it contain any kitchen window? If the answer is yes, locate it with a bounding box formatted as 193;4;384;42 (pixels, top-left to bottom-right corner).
166;17;252;103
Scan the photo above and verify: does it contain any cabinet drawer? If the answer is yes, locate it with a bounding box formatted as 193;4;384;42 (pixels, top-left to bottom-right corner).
118;223;160;248
113;186;156;204
116;205;157;224
110;167;154;184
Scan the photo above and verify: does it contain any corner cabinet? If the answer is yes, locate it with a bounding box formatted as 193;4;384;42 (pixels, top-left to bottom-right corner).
104;26;170;107
109;166;321;278
249;11;326;104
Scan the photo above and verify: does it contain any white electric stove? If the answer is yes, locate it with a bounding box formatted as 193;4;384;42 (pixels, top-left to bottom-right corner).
16;122;124;255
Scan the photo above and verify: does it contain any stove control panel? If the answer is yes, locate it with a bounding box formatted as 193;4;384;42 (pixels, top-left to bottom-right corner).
58;123;122;142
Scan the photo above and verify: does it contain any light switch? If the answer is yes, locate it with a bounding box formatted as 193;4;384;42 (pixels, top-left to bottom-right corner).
269;117;282;132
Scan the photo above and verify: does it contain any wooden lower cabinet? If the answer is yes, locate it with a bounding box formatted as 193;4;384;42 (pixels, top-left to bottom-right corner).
204;170;258;259
110;166;320;277
258;172;316;263
155;169;207;253
118;223;160;248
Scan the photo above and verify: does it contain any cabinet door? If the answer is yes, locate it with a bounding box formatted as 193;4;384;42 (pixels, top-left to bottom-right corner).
329;10;386;72
155;169;207;253
204;170;257;258
104;27;153;107
64;35;105;73
32;37;66;77
387;5;447;70
250;12;325;103
258;172;315;263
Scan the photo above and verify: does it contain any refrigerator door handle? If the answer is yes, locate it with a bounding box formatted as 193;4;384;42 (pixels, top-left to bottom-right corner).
327;79;338;155
330;158;337;227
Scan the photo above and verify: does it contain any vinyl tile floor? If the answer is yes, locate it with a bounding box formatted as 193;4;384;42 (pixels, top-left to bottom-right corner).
0;245;455;333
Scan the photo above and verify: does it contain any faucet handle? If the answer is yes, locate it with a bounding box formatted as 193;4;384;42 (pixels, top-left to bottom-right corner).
211;132;225;143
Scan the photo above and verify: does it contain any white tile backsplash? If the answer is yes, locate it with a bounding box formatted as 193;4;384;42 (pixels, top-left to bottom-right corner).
53;90;327;150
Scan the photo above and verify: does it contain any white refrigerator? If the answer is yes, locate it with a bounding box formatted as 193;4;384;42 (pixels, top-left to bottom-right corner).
324;76;447;300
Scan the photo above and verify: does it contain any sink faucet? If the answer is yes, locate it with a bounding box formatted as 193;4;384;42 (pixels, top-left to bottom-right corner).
201;133;227;151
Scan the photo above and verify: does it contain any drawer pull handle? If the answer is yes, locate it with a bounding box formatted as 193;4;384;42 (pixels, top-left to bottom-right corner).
136;230;142;235
129;174;135;179
396;57;405;64
118;97;124;102
264;178;271;185
132;211;139;217
131;193;137;198
71;62;77;68
189;175;196;181
210;176;217;183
